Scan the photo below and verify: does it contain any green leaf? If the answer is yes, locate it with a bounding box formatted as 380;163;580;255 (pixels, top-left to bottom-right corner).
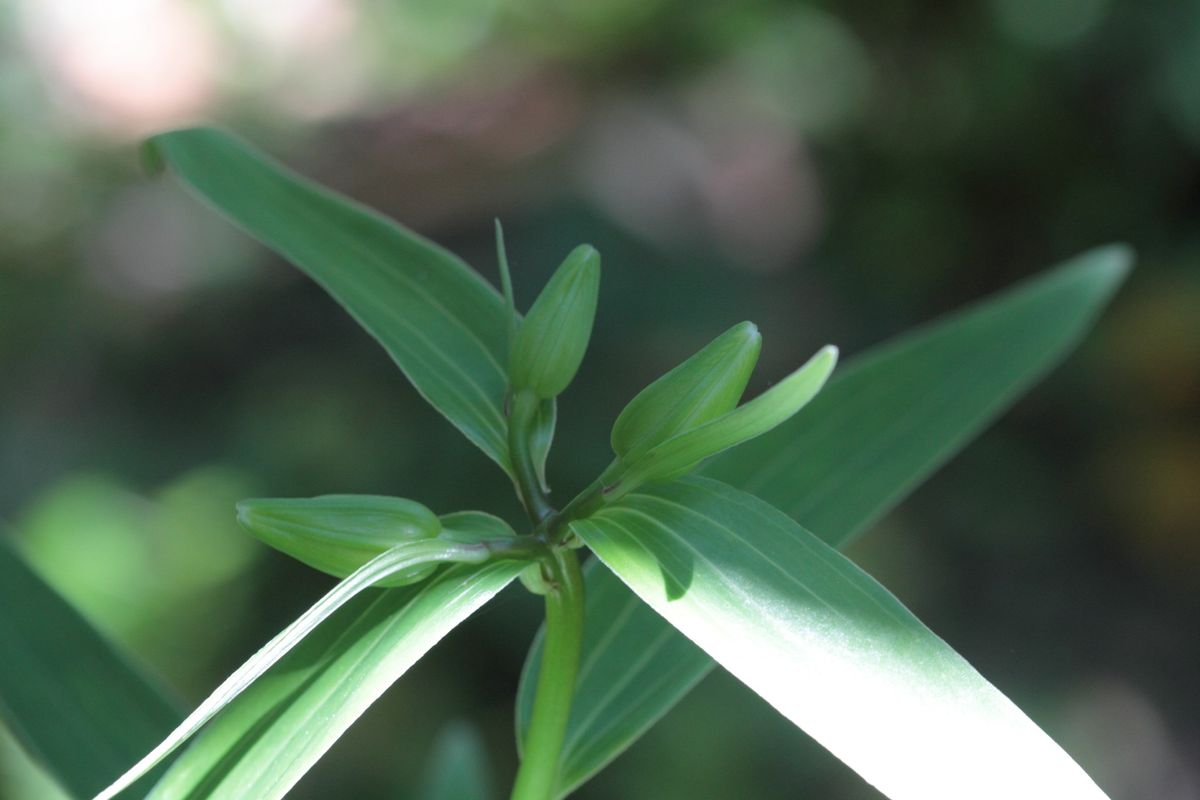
0;538;182;799
516;245;1130;795
574;478;1109;800
707;244;1132;540
415;721;495;800
97;546;520;796
146;128;517;476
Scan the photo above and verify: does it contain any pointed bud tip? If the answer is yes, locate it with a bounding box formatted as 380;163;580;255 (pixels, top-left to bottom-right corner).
571;244;599;263
234;499;256;526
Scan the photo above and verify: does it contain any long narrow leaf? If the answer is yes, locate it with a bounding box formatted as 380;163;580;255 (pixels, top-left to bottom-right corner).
0;538;182;799
94;541;486;800
575;477;1108;800
708;244;1132;538
516;244;1130;795
145;128;518;475
142;560;523;800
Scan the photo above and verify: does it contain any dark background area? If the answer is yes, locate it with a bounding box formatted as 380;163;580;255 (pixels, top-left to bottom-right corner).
1;1;1197;797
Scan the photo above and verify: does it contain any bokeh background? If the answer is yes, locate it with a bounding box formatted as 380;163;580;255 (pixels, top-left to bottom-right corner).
1;0;1198;798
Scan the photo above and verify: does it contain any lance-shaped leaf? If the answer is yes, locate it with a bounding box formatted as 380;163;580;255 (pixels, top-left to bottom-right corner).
236;495;444;586
573;478;1110;800
509;245;601;399
0;538;182;799
708;244;1133;538
94;538;518;800
516;244;1131;796
610;321;761;462
142;558;523;800
609;345;837;496
145;128;517;476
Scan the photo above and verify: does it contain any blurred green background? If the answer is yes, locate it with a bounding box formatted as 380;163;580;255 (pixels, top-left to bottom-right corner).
1;0;1198;797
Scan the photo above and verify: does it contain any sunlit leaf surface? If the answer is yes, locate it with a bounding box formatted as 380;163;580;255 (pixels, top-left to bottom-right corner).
142;561;522;800
575;478;1109;800
517;245;1130;795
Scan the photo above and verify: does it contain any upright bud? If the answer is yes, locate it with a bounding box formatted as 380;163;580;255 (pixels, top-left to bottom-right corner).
611;322;761;463
236;495;442;587
610;345;839;498
509;245;600;399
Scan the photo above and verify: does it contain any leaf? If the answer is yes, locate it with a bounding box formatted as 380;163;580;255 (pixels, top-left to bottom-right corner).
95;540;496;800
707;244;1132;540
146;128;516;476
143;561;522;800
0;538;182;799
415;721;495;800
515;244;1130;795
574;478;1109;800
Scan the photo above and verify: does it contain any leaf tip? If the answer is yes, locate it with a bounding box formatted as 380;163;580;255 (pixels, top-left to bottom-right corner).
1063;243;1134;304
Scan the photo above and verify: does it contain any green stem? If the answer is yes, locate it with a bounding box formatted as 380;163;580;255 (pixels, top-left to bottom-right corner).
509;388;554;525
510;548;584;800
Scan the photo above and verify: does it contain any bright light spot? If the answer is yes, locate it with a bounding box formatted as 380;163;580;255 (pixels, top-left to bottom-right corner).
19;0;219;135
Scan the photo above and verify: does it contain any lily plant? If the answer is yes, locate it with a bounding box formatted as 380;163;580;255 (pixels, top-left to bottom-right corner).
0;128;1130;800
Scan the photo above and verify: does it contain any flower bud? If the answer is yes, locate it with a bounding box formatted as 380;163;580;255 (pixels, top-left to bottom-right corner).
611;345;838;497
437;510;517;545
509;245;600;398
236;495;442;587
611;322;761;462
518;561;553;595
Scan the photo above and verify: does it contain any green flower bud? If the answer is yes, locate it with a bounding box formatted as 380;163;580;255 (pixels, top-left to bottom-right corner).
236;495;442;587
509;245;600;398
610;345;838;497
611;321;761;463
436;510;517;545
518;561;553;595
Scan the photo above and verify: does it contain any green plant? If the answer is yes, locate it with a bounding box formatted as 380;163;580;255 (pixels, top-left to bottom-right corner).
0;128;1130;800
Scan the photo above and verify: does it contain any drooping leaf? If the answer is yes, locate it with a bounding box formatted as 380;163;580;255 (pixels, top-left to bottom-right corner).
0;538;182;799
142;561;522;800
145;128;517;476
574;478;1109;800
95;540;496;800
516;245;1130;795
129;560;522;800
415;721;495;800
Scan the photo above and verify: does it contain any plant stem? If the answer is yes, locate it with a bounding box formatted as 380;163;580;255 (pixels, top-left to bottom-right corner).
508;388;555;525
510;547;584;800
